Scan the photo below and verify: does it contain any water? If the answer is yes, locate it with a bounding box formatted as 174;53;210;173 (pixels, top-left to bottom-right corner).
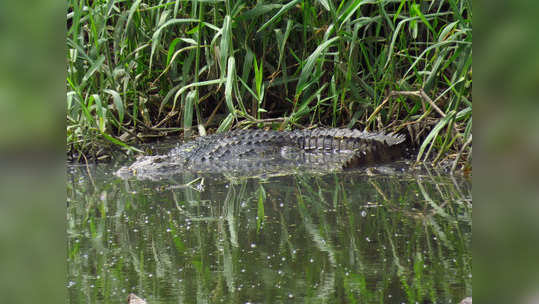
67;161;471;303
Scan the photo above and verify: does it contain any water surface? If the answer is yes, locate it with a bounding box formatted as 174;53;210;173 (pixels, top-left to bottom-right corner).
67;161;471;303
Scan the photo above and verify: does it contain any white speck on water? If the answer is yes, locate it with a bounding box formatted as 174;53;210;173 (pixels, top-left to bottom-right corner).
309;258;314;263
288;293;294;298
241;269;246;273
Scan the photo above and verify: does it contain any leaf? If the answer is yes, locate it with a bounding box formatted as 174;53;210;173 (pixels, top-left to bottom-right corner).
150;18;199;71
124;0;142;38
417;111;455;162
257;0;300;33
183;91;196;131
217;113;235;133
100;132;141;152
166;38;183;66
411;3;435;35
296;36;339;97
317;0;331;11
174;79;226;107
225;56;236;115
337;0;370;27
159;83;182;117
219;15;231;76
104;89;124;123
82;55;105;86
254;57;263;99
240;4;282;20
91;94;105;132
276;20;293;70
438;20;459;42
237;76;258;101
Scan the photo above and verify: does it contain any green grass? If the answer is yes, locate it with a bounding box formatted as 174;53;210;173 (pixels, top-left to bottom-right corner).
66;0;472;169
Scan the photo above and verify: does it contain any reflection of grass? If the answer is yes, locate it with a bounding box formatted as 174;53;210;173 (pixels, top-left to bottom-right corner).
67;168;471;303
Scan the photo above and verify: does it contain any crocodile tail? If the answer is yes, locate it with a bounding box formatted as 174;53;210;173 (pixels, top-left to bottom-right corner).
290;128;404;152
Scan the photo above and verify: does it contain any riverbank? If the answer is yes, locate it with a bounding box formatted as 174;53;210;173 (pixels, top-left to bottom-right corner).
67;1;472;171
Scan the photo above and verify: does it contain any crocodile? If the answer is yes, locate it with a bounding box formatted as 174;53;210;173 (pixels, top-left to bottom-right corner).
116;128;406;180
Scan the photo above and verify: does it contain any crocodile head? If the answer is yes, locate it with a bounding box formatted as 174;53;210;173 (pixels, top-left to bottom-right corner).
115;154;185;180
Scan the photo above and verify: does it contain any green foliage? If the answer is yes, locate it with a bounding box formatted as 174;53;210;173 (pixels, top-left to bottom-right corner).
67;0;472;168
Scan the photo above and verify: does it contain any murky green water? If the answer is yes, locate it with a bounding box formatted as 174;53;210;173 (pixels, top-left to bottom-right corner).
67;162;471;303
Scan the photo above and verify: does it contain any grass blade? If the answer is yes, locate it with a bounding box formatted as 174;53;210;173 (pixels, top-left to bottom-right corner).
225;56;236;115
295;36;339;97
257;0;300;33
103;89;124;123
150;18;200;71
81;55;105;86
